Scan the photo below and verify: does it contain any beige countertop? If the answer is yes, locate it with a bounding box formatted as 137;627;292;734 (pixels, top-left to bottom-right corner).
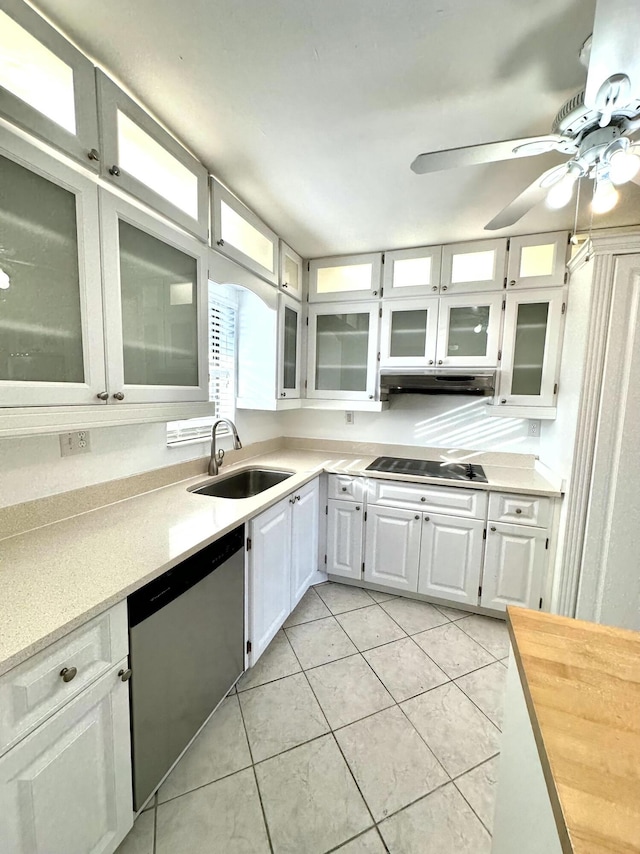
0;448;560;677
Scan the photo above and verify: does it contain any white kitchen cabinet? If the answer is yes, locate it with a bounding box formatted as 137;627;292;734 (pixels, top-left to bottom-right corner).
383;245;443;298
364;505;422;593
277;293;302;400
0;0;99;168
0;661;133;854
0;131;106;408
279;241;304;302
482;522;548;612
418;513;485;605
436;293;503;368
211;179;279;285
506;232;569;290
248;496;292;663
496;289;566;409
290;479;320;608
96;71;208;241
308;254;382;302
307;302;380;400
326;499;364;580
441;239;507;294
380;298;439;367
100;191;209;405
327;475;367;503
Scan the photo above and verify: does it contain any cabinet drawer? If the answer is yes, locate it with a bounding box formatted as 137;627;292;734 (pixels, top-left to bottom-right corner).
0;602;128;755
328;474;367;502
369;479;488;519
488;492;551;528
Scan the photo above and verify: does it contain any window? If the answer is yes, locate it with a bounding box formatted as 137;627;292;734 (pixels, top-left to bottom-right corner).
167;288;237;444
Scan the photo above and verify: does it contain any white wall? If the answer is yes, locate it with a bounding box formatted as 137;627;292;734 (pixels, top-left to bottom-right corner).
281;395;541;455
0;408;283;508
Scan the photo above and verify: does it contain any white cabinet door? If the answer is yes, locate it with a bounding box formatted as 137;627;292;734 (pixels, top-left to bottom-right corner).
248;497;292;663
100;191;209;405
497;288;566;408
380;298;439;367
279;241;304;301
418;513;485;605
307;302;380;400
277;293;302;400
441;239;507;294
482;523;548;612
291;479;320;608
0;662;132;854
327;499;364;580
308;254;382;302
364;506;421;592
383;245;443;298
506;232;569;290
436;293;503;368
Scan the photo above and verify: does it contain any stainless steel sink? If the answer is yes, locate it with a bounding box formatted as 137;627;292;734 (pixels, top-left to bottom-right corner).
189;468;294;499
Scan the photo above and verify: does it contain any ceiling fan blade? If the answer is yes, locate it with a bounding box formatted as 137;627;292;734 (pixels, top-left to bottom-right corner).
584;0;640;115
410;136;566;175
484;165;567;231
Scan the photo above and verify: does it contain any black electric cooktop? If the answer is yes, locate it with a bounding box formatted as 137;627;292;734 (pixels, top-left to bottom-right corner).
365;456;488;483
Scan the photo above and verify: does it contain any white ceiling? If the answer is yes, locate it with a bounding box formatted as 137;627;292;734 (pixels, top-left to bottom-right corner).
34;0;640;257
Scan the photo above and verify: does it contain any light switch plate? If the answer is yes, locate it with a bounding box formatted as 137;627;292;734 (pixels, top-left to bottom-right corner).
345;411;355;425
59;430;92;456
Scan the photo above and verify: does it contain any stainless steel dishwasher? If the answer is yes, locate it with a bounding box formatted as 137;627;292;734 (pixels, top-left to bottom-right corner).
127;524;245;810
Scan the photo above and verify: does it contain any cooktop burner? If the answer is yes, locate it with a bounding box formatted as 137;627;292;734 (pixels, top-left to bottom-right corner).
365;456;488;483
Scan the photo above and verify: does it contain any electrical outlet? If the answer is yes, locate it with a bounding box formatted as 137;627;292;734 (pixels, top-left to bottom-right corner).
59;430;92;457
528;419;541;437
345;411;355;425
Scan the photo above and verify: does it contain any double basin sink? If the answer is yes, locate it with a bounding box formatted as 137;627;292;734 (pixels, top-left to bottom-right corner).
189;467;294;500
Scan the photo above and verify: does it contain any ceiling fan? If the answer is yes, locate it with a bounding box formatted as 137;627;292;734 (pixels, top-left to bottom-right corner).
410;0;640;230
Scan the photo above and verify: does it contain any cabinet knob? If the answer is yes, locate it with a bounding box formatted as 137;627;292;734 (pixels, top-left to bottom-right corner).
282;392;286;397
509;280;516;286
356;505;361;511
87;148;100;162
118;668;132;682
282;282;288;288
500;399;507;405
369;395;374;399
490;526;497;532
113;391;125;401
342;487;347;492
414;514;420;520
438;360;443;365
289;496;296;504
420;496;426;502
109;164;120;177
515;508;522;514
217;239;225;246
424;516;430;522
60;666;77;683
373;290;378;296
96;391;109;401
296;495;301;502
442;285;448;291
432;285;438;292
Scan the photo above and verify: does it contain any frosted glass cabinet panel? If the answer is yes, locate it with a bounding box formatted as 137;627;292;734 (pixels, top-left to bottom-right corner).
0;0;99;166
0;134;105;407
498;289;566;407
441;239;507;293
309;254;382;302
279;241;303;301
277;294;302;398
100;192;209;404
307;302;379;400
383;246;443;297
436;294;503;367
380;298;439;366
506;232;569;289
97;72;208;240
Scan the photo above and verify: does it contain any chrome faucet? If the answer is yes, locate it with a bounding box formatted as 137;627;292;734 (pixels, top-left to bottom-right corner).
209;418;242;476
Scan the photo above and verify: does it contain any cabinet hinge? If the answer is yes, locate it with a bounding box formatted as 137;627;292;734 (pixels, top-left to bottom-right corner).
246;537;252;551
379;286;383;297
497;349;502;362
503;277;507;289
364;511;367;521
377;351;381;362
246;640;252;653
306;316;309;326
478;585;482;597
483;528;487;540
564;271;568;284
506;238;511;251
545;538;549;549
307;261;310;272
382;253;385;263
324;554;327;564
539;597;543;610
502;299;506;311
325;505;328;515
362;561;365;573
553;382;558;395
562;302;566;314
304;379;308;390
379;307;383;318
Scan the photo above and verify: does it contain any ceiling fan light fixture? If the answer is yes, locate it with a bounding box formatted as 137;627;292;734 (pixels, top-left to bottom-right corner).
545;163;581;209
591;175;619;214
608;146;640;184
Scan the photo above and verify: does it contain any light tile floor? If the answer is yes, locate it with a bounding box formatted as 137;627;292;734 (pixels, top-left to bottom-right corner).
117;582;509;854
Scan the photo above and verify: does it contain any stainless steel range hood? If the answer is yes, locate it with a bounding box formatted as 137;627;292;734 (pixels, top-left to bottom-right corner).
380;369;496;396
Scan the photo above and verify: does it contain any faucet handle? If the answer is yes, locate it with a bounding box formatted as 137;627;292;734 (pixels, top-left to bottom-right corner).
217;448;225;463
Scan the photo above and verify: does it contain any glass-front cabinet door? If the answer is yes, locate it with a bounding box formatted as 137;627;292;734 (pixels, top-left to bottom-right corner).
506;232;569;289
279;241;303;302
383;246;443;297
0;134;106;407
100;192;209;404
498;289;566;407
380;298;439;366
307;302;379;400
277;294;301;399
436;294;503;367
308;254;382;302
440;239;507;294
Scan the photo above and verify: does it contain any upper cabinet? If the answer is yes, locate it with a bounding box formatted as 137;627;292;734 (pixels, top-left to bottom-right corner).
383;246;443;297
96;72;208;241
441;239;507;294
211;179;279;284
380;298;439;367
279;241;304;301
0;0;99;168
100;192;209;404
308;254;382;302
278;294;302;399
0;132;106;408
506;232;569;290
436;293;504;368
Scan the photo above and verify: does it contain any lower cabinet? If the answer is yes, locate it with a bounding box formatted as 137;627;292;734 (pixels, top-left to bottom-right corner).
418;514;485;606
327;499;364;580
248;478;320;664
364;506;421;592
0;660;133;854
482;522;548;611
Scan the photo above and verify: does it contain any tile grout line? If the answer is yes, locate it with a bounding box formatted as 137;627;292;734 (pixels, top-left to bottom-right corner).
235;687;275;854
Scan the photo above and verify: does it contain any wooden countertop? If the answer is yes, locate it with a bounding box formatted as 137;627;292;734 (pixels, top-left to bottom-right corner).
507;607;640;854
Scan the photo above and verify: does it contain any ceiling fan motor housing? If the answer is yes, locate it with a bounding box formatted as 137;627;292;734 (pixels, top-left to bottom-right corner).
553;88;640;139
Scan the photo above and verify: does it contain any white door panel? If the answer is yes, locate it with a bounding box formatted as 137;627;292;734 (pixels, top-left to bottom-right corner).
327;499;363;580
290;479;320;607
418;513;484;605
482;523;548;612
364;505;421;592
